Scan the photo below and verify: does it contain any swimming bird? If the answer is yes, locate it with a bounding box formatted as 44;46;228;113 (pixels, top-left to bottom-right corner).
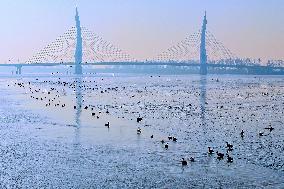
190;157;195;162
265;126;274;132
137;127;142;134
226;142;233;151
165;143;169;149
240;130;244;138
181;158;187;166
208;147;214;154
137;117;143;123
227;154;233;163
216;151;224;159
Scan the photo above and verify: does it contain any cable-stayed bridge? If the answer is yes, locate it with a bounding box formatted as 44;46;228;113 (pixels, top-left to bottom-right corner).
0;8;283;75
26;26;135;64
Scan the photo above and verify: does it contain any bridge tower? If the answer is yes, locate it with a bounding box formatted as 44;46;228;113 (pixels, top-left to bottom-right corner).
200;12;208;75
75;7;83;75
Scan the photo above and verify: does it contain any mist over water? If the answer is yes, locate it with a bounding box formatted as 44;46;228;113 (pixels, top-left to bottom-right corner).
0;70;283;188
1;1;283;187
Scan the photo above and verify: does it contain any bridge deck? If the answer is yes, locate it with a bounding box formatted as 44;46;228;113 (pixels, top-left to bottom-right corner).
0;62;283;70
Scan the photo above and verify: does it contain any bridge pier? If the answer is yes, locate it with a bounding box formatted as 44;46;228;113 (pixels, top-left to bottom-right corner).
200;64;208;75
16;65;22;75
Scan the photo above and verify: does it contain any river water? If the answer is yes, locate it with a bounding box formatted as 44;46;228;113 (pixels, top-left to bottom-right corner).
0;74;283;188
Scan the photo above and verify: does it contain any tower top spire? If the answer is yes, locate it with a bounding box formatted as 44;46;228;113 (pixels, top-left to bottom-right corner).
75;7;79;17
203;11;207;25
200;11;208;75
203;11;208;26
75;7;81;27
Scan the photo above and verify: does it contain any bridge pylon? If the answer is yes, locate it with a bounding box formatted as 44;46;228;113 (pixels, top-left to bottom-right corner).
200;12;208;75
74;7;83;75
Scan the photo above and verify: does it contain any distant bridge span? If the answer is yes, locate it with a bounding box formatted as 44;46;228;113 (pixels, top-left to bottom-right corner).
1;9;283;75
0;61;283;74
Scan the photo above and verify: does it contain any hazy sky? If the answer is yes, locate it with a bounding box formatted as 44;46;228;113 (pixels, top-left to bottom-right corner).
0;0;283;62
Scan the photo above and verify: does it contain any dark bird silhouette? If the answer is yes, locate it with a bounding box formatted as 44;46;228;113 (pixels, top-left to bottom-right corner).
227;154;233;163
216;151;224;159
137;127;142;134
137;117;143;123
226;142;233;151
265;126;274;132
181;158;187;166
208;147;214;154
240;130;244;138
165;143;169;149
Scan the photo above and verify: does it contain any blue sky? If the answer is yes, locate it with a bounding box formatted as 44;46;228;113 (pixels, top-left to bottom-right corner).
0;0;283;62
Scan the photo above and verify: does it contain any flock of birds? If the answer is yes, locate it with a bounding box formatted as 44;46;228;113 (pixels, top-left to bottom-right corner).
9;77;278;168
131;117;275;166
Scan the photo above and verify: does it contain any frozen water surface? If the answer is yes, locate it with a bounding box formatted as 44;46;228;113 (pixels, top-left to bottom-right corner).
0;74;283;188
